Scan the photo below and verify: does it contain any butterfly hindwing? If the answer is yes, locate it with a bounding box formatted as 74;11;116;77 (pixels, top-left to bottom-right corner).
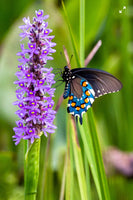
67;78;95;124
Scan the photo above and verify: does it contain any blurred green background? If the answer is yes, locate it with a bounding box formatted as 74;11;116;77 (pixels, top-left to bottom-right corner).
0;0;133;199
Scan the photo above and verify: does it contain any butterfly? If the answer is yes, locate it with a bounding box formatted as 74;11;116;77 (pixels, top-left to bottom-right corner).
62;66;123;124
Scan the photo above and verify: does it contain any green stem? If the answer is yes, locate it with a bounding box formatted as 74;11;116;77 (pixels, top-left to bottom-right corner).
24;140;28;191
40;135;51;200
24;139;40;200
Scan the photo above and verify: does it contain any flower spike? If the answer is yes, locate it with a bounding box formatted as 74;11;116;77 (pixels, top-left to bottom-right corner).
13;10;56;145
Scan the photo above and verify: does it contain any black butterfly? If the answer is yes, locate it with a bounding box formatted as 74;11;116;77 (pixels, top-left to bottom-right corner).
61;66;123;124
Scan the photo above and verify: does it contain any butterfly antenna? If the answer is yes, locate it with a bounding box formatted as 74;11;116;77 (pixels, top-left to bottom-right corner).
70;54;73;63
63;46;71;69
67;54;73;68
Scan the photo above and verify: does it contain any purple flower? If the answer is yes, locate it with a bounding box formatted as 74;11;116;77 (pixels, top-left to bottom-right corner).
13;10;56;145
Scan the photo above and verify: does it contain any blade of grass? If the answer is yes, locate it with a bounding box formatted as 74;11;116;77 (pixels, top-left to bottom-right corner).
65;118;74;200
61;0;81;68
70;118;88;200
84;148;92;200
79;0;100;197
80;0;85;67
88;109;110;200
79;0;110;199
62;0;110;199
79;118;101;199
59;152;67;200
87;109;110;199
79;112;110;200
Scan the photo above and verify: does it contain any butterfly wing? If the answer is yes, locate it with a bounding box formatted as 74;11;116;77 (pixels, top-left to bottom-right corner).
71;68;123;98
67;77;95;124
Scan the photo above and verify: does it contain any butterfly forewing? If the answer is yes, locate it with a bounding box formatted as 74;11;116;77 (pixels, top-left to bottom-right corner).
71;68;123;98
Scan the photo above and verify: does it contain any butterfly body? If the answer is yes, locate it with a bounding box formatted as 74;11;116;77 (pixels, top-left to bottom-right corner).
62;66;122;124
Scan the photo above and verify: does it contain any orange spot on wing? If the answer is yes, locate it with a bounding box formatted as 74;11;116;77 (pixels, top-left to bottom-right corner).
76;106;80;111
71;102;76;107
82;81;87;87
69;95;73;100
85;90;90;96
81;104;85;109
84;98;89;103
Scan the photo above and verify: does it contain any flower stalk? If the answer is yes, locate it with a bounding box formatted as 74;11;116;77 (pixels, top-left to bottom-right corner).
25;138;40;200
